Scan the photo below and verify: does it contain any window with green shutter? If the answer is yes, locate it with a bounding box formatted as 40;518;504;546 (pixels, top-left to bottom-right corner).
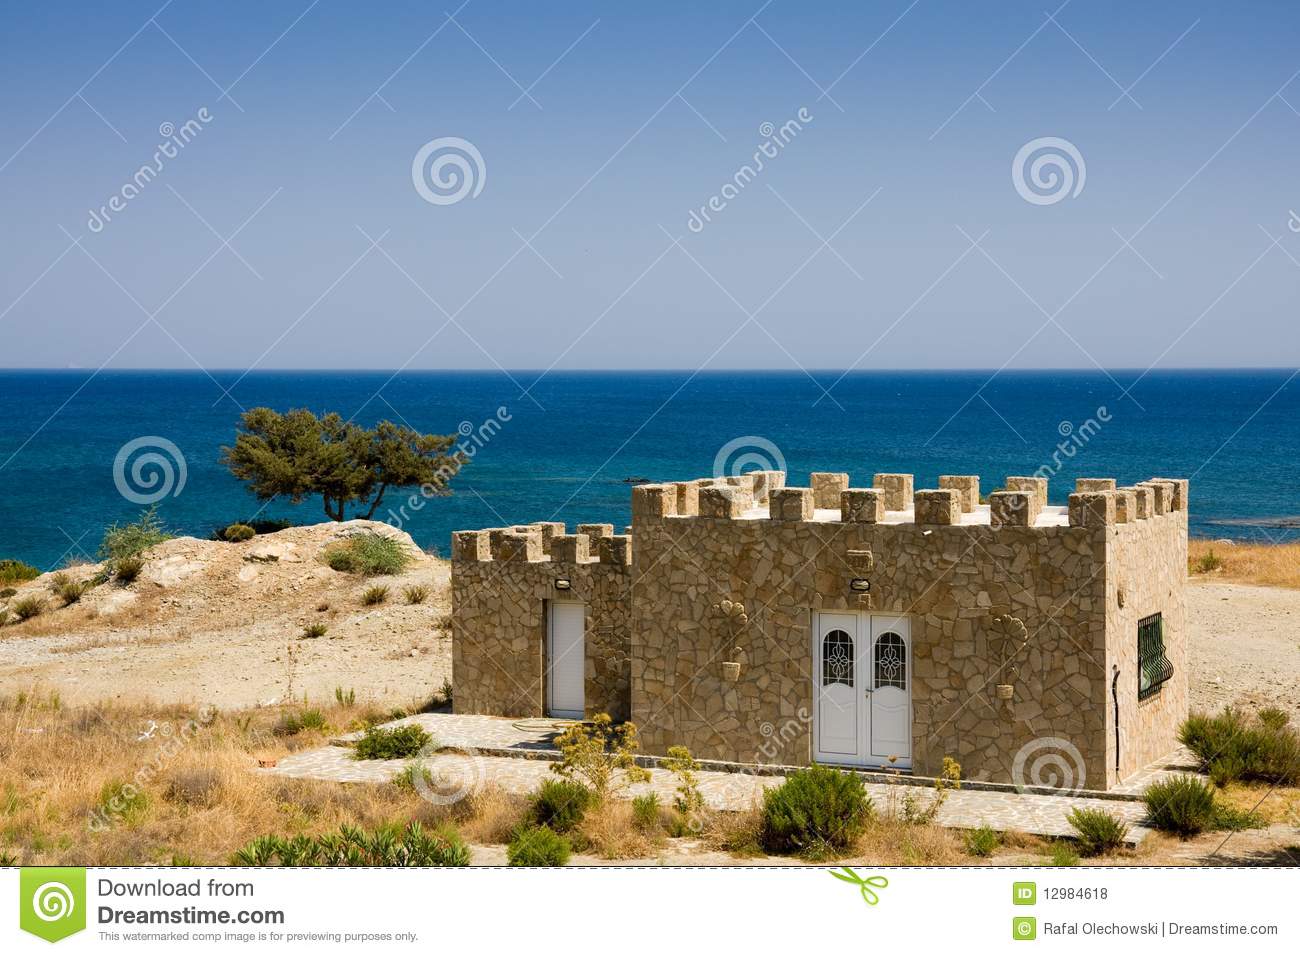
1137;613;1173;701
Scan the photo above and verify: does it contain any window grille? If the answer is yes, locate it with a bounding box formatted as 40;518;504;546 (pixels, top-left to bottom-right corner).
822;629;854;686
1137;613;1172;701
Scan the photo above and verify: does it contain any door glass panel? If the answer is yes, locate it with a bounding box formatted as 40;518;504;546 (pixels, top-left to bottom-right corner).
822;629;854;686
874;632;906;690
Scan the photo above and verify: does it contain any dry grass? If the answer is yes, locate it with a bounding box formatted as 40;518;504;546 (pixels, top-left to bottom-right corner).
1214;782;1300;826
576;799;662;860
440;784;529;845
0;689;432;865
1188;539;1300;589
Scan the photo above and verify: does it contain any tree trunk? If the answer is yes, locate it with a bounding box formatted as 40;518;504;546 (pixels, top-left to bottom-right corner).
363;483;389;520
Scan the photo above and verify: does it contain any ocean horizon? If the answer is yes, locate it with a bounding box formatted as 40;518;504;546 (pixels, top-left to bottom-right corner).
1;367;1295;569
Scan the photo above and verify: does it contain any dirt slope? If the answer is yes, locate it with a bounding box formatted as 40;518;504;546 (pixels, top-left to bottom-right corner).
0;521;449;709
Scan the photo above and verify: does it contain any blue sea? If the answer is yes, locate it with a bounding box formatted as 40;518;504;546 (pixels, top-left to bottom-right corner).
1;369;1296;570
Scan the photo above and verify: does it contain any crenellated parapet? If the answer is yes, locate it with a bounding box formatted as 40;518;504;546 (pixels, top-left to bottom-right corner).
451;523;632;568
614;470;1188;534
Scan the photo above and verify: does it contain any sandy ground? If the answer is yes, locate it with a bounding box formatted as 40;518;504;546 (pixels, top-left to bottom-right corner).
0;521;450;710
1187;580;1300;721
1;530;1297;721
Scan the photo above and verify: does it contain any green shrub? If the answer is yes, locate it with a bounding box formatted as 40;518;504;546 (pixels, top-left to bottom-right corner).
335;686;356;707
1258;707;1290;731
506;825;570;866
301;622;328;639
100;506;172;564
0;587;16;599
49;573;92;605
1179;707;1300;786
552;713;650;799
0;559;40;586
98;779;150;826
353;723;431;760
323;533;411;576
273;709;327;737
1212;802;1265;831
361;585;389;606
1066;807;1129;856
403;584;429;604
222;523;256;542
232;822;469;866
760;765;873;857
1144;775;1217;836
114;556;145;583
1047;841;1080;866
632;792;662;831
11;596;46;621
530;779;593;833
1192;550;1223;573
963;825;1001;857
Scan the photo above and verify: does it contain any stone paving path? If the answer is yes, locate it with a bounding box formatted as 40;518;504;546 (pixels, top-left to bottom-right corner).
268;713;1168;843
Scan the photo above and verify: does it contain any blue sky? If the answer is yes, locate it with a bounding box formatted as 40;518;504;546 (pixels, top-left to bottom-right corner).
2;0;1299;369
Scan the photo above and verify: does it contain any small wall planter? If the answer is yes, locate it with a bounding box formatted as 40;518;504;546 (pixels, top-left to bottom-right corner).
721;661;741;681
995;683;1014;700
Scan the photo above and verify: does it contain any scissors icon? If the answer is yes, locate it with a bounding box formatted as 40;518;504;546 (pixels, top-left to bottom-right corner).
829;867;889;905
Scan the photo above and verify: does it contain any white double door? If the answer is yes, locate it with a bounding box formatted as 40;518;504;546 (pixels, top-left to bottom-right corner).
814;612;912;769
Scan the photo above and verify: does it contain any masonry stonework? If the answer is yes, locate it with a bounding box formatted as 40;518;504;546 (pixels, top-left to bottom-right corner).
451;469;1189;791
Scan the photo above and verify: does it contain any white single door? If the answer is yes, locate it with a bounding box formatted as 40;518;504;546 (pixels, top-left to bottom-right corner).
868;616;911;767
814;612;864;763
547;601;585;718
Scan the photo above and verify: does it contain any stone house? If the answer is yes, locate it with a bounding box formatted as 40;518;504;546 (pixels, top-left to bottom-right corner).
450;471;1188;791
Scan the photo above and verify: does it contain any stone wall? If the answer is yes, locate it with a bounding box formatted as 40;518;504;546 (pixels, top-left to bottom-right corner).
450;524;632;721
629;489;1111;784
450;470;1189;791
1101;480;1189;786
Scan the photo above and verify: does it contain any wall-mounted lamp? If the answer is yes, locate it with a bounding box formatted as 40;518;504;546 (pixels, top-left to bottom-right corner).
555;578;572;591
849;578;871;593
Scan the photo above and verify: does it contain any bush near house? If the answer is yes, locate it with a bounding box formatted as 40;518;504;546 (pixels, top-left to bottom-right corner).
352;724;431;760
760;764;873;857
530;778;594;834
1066;807;1129;856
232;822;469;866
551;713;650;799
506;825;570;867
963;825;1001;857
1143;776;1219;836
1179;707;1300;786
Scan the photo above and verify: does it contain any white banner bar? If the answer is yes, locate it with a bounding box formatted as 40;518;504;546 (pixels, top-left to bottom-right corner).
6;866;1296;953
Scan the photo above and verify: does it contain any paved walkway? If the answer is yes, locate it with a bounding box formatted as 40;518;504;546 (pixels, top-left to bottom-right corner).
265;713;1177;843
